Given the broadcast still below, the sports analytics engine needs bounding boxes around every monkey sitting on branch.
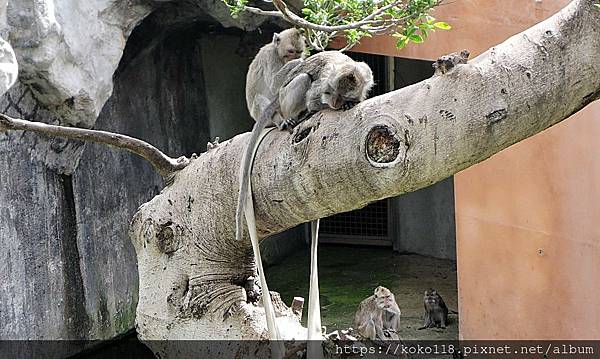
[238,38,374,358]
[354,286,402,341]
[237,27,306,359]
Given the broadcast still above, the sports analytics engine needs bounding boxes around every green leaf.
[224,0,449,51]
[396,39,409,49]
[433,21,452,30]
[409,34,424,43]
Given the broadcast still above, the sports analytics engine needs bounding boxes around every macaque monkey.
[354,286,401,340]
[418,288,449,329]
[245,28,306,126]
[237,51,373,239]
[273,50,374,128]
[432,50,470,75]
[237,28,306,242]
[239,28,305,359]
[238,48,373,359]
[237,50,374,242]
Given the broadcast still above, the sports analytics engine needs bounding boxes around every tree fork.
[130,0,599,355]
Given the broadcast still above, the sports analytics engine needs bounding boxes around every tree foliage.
[224,0,450,51]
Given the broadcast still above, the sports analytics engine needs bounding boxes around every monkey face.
[275,28,306,63]
[321,78,360,110]
[321,64,373,110]
[424,289,440,305]
[320,85,344,110]
[282,46,304,62]
[374,286,396,310]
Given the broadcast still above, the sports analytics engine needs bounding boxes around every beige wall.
[348,0,600,339]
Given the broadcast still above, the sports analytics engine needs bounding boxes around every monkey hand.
[341,101,359,111]
[278,118,298,132]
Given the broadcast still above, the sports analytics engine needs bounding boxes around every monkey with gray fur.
[238,49,373,359]
[236,50,374,242]
[354,286,401,340]
[236,28,305,243]
[273,50,374,129]
[237,30,306,358]
[432,49,470,75]
[419,288,449,329]
[246,28,306,126]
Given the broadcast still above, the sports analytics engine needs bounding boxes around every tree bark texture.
[129,0,599,355]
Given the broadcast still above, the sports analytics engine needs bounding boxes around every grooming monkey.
[354,286,401,340]
[273,50,374,129]
[237,50,374,241]
[239,29,305,359]
[418,288,449,329]
[239,47,373,358]
[266,51,374,356]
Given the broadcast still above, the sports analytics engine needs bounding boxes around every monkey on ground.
[354,286,402,340]
[418,288,449,330]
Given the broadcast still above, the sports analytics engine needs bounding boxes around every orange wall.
[340,0,570,60]
[455,102,600,340]
[438,0,600,340]
[349,0,600,339]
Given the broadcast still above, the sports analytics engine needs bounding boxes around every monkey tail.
[235,99,279,241]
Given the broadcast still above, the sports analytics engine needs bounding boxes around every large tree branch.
[245,0,600,236]
[129,0,599,353]
[0,114,189,182]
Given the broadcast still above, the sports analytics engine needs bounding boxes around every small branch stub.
[291,297,305,321]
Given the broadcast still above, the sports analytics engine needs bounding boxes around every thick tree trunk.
[129,0,599,356]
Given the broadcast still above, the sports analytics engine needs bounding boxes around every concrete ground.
[266,245,459,341]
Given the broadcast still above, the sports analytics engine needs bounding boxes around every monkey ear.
[272,33,280,44]
[358,62,373,80]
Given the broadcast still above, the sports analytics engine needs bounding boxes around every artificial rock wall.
[0,0,272,344]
